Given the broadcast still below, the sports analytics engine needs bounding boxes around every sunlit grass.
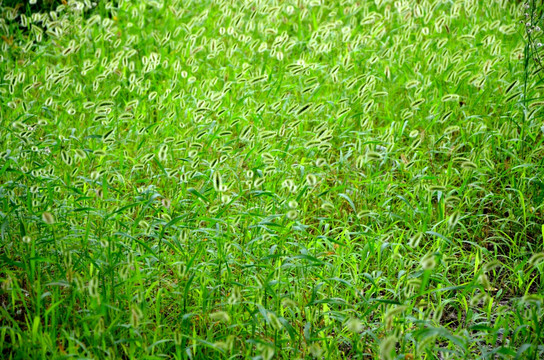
[1,0,544,358]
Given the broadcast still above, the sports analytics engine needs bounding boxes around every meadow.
[1,0,544,358]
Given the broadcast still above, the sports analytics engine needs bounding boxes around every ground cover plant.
[1,0,544,358]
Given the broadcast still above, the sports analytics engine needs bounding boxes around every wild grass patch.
[1,0,544,358]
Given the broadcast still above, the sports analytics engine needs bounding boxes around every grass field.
[1,0,544,358]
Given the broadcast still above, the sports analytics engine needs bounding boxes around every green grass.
[1,0,544,359]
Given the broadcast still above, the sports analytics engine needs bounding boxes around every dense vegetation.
[1,0,544,358]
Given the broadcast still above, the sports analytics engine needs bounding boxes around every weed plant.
[1,0,544,359]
